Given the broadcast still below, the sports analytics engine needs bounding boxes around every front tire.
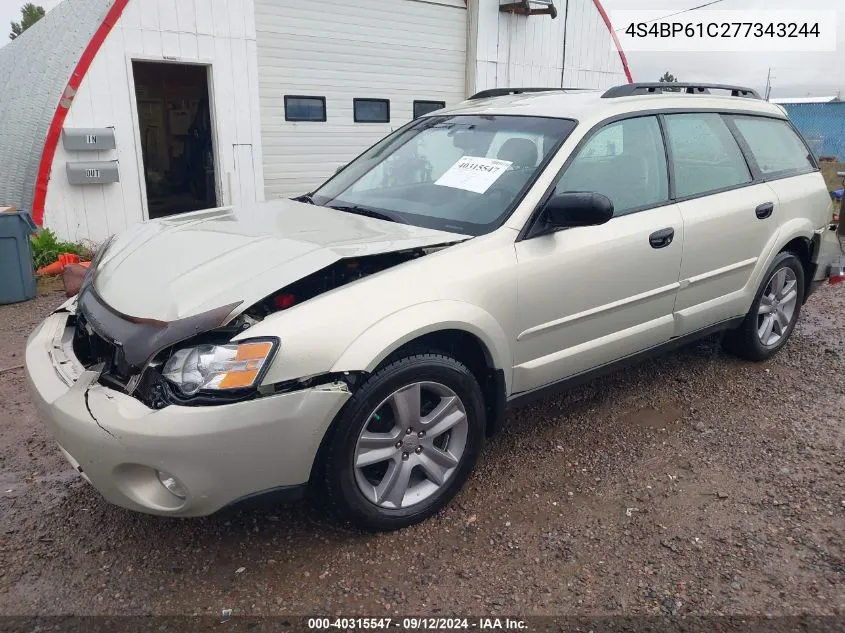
[723,251,804,361]
[319,353,485,531]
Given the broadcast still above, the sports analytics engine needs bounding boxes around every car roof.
[435,89,788,128]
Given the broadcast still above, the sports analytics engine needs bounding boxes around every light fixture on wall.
[499,0,557,19]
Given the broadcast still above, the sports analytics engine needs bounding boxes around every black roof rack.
[602,83,761,99]
[468,87,591,100]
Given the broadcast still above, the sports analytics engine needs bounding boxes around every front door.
[513,115,683,394]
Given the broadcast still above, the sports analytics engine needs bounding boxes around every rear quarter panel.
[765,171,832,231]
[742,172,830,306]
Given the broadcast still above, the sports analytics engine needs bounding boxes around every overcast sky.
[1,0,842,97]
[0,0,59,44]
[602,0,845,97]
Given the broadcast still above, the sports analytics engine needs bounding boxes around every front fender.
[331,301,514,395]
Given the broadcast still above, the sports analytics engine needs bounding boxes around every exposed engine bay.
[242,248,425,322]
[71,246,445,409]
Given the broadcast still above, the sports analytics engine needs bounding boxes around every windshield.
[311,115,577,235]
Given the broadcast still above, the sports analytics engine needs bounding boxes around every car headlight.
[162,339,277,396]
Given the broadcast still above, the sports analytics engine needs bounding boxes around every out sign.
[66,161,119,185]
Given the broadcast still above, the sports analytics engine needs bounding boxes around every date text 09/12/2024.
[307,617,528,630]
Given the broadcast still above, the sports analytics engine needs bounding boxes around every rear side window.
[557,116,669,216]
[664,113,751,198]
[730,116,815,177]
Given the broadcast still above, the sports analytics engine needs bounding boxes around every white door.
[512,115,683,394]
[254,0,467,200]
[233,144,257,207]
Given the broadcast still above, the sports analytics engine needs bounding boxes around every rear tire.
[722,251,804,361]
[319,353,485,531]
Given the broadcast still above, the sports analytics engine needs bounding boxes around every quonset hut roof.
[0,0,115,217]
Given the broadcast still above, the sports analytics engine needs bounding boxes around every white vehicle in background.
[26,83,845,531]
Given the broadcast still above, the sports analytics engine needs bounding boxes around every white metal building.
[0,0,631,242]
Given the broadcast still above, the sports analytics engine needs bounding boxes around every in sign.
[62,128,115,151]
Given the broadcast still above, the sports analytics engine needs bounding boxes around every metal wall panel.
[561,0,627,89]
[255,0,468,199]
[0,0,114,215]
[471,0,627,95]
[42,0,265,242]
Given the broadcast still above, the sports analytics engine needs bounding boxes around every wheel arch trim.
[748,221,814,296]
[330,301,513,396]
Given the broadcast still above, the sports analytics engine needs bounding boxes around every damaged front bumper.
[25,311,350,516]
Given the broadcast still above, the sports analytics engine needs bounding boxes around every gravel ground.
[0,281,843,618]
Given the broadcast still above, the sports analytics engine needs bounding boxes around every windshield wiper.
[293,193,315,204]
[328,204,403,224]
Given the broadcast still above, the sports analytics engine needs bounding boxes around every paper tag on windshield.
[434,156,512,194]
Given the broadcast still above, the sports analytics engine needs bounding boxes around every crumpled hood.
[94,199,468,321]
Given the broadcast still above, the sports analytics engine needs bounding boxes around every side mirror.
[543,191,614,229]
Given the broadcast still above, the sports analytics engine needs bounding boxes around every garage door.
[255,0,467,199]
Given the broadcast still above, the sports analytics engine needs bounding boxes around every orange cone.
[37,261,64,277]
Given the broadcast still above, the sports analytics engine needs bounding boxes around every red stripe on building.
[32,0,130,226]
[592,0,634,84]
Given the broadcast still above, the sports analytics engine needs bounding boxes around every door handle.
[756,202,774,219]
[649,227,675,249]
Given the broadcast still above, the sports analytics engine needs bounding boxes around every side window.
[556,116,668,216]
[730,116,815,177]
[413,100,446,119]
[284,96,326,122]
[578,123,624,158]
[664,113,751,198]
[354,98,390,123]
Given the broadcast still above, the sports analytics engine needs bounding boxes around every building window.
[354,98,390,123]
[413,100,446,119]
[285,96,326,122]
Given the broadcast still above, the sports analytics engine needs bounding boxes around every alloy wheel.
[353,381,468,509]
[757,266,799,346]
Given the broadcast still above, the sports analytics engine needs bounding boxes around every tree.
[9,3,45,41]
[658,71,680,92]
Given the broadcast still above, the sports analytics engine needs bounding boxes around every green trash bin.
[0,211,37,304]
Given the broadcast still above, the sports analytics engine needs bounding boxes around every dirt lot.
[0,281,843,618]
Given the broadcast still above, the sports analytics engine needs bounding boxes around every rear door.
[666,112,780,335]
[513,115,683,393]
[727,114,830,230]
